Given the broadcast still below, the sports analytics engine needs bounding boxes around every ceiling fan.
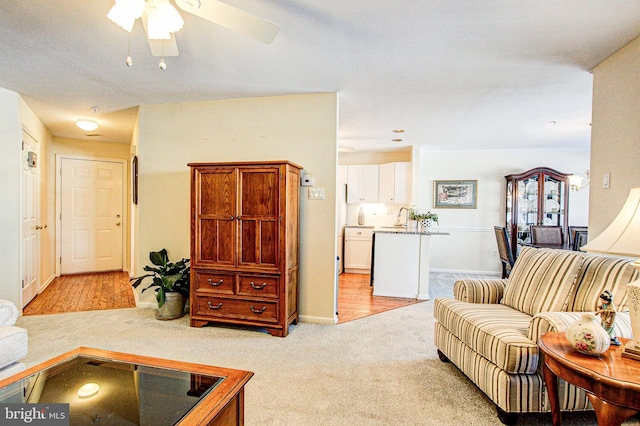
[108,0,280,60]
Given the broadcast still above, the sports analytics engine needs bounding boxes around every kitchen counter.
[371,228,449,299]
[374,226,449,235]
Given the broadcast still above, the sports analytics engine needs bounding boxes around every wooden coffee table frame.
[539,332,640,426]
[0,347,253,426]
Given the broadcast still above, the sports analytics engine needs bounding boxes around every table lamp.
[581,187,640,353]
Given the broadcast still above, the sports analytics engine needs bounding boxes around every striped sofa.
[434,246,638,425]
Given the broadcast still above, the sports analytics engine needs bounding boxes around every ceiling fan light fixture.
[76,119,98,132]
[107,0,145,32]
[146,0,184,40]
[175,0,201,10]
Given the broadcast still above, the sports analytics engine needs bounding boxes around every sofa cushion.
[501,247,584,316]
[568,254,637,312]
[434,298,538,374]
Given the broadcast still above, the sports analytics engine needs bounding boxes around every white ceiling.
[2,1,640,152]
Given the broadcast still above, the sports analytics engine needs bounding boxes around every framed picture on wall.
[434,180,477,209]
[132,156,138,205]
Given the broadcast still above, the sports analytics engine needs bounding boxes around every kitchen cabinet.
[344,226,374,273]
[188,161,301,337]
[505,167,570,258]
[378,162,411,204]
[347,165,379,203]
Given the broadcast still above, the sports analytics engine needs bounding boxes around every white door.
[21,130,40,308]
[60,158,124,274]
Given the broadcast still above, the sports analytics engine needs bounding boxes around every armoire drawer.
[193,296,279,324]
[238,275,279,298]
[194,271,235,295]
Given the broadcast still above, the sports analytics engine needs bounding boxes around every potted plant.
[409,208,439,230]
[131,248,190,320]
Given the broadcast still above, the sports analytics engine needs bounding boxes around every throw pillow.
[501,246,584,316]
[568,254,638,312]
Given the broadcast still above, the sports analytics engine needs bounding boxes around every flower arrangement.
[408,208,439,224]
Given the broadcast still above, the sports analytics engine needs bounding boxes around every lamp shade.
[582,187,640,257]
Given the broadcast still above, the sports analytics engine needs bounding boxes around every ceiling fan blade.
[141,12,180,57]
[175,0,280,44]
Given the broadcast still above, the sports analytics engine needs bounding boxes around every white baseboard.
[39,274,56,293]
[299,314,337,325]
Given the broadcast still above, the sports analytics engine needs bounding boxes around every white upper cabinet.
[347,165,379,203]
[378,162,411,204]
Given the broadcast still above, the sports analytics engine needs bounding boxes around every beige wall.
[590,36,640,237]
[135,93,338,323]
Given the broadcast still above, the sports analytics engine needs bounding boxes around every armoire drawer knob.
[208,279,224,286]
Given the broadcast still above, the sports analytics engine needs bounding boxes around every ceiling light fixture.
[76,119,99,132]
[107,0,146,32]
[392,129,405,133]
[108,0,183,69]
[392,138,403,143]
[146,0,184,40]
[568,170,590,191]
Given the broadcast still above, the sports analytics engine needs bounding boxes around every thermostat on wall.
[301,174,314,187]
[27,151,37,167]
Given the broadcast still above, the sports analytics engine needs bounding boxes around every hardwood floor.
[23,271,136,316]
[337,273,424,324]
[22,271,421,322]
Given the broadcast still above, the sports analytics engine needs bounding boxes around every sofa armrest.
[528,311,632,344]
[0,300,19,326]
[453,279,507,304]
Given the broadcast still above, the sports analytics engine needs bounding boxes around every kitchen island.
[372,227,449,299]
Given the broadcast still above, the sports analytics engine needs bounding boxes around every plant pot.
[155,292,186,320]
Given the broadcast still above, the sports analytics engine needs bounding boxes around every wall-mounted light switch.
[308,188,325,200]
[603,173,610,189]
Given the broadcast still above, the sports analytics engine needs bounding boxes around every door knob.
[116,222,121,226]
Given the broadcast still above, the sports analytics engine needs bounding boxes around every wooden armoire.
[188,161,302,337]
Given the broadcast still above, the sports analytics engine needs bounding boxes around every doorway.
[57,156,126,275]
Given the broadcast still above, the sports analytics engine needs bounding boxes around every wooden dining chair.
[569,226,588,251]
[494,226,515,278]
[572,230,588,251]
[530,225,563,245]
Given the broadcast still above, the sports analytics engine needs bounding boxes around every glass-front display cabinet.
[505,167,570,258]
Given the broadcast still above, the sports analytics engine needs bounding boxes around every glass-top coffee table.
[0,347,253,425]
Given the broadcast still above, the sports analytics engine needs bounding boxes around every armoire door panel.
[239,170,278,217]
[199,218,235,265]
[200,170,236,217]
[239,219,278,266]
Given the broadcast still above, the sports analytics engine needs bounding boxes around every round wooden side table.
[539,332,640,426]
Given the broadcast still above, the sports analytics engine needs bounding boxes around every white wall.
[0,88,53,307]
[135,93,338,324]
[417,148,590,274]
[0,88,21,305]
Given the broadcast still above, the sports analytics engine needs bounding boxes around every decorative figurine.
[596,290,621,346]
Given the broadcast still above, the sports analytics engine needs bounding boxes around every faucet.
[395,207,409,227]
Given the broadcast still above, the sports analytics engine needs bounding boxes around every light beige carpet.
[15,300,639,425]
